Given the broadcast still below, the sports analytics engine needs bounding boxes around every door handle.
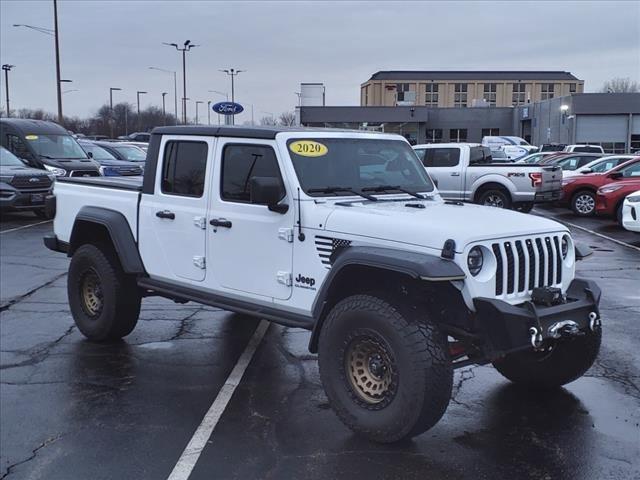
[209,218,232,228]
[156,210,175,219]
[450,172,461,176]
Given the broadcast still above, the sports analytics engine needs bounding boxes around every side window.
[6,134,34,162]
[221,144,284,203]
[621,162,640,177]
[424,148,460,167]
[161,141,208,197]
[414,149,426,162]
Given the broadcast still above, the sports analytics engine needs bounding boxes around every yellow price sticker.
[25,135,39,140]
[289,140,328,157]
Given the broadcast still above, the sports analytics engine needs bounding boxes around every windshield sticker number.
[25,135,39,140]
[289,140,328,157]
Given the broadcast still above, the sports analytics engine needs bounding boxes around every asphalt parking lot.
[1,209,639,480]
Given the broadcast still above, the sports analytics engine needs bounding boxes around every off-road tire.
[68,243,141,342]
[318,294,453,443]
[477,189,512,209]
[571,190,596,216]
[492,329,601,388]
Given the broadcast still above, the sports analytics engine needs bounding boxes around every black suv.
[0,118,100,177]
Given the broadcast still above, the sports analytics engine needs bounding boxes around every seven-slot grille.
[491,235,563,297]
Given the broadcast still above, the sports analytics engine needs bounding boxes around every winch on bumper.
[473,279,601,358]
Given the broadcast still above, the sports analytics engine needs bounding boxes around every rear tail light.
[529,172,543,187]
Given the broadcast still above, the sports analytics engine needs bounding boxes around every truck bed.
[56,176,143,191]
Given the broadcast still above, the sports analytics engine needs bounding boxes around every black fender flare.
[69,206,144,274]
[308,246,466,352]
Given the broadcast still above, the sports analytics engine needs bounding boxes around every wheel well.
[473,182,511,202]
[69,220,113,255]
[570,188,596,202]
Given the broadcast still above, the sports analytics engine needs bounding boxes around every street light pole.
[2,65,14,117]
[208,90,228,125]
[53,0,63,123]
[163,41,198,124]
[137,91,147,130]
[109,87,121,138]
[162,92,167,125]
[149,66,178,125]
[220,68,244,125]
[195,101,203,125]
[207,101,211,125]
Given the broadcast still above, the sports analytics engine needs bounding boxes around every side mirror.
[608,171,623,179]
[86,151,93,159]
[249,176,288,214]
[580,168,592,174]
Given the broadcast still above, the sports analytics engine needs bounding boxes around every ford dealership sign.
[212,102,244,115]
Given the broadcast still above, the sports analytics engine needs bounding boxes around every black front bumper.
[474,279,601,357]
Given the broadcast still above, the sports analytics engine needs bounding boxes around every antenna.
[297,187,305,242]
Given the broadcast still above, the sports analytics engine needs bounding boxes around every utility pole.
[220,68,244,125]
[163,40,198,124]
[137,91,147,130]
[162,92,167,125]
[2,65,14,117]
[109,87,121,138]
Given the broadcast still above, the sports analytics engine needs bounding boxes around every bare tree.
[260,115,277,126]
[601,77,639,93]
[278,111,296,126]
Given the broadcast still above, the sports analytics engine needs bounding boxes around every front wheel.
[477,189,512,209]
[68,243,141,342]
[492,329,601,389]
[571,190,596,216]
[318,294,453,443]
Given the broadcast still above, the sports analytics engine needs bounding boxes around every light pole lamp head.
[162,92,168,97]
[60,79,72,83]
[138,91,147,95]
[2,64,15,71]
[560,105,569,112]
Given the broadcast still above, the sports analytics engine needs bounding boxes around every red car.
[560,157,640,216]
[596,179,640,222]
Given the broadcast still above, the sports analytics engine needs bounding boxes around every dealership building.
[297,71,640,153]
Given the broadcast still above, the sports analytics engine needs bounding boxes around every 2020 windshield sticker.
[289,140,328,157]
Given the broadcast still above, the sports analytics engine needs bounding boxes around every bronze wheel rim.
[345,336,396,405]
[80,268,103,318]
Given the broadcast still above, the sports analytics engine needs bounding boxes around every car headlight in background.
[598,184,623,194]
[467,246,483,276]
[625,194,640,203]
[43,165,66,176]
[561,235,570,259]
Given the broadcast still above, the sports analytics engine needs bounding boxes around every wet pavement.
[1,209,639,480]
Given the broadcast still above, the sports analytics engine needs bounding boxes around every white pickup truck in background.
[414,143,562,212]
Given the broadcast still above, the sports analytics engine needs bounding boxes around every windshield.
[25,134,87,159]
[80,144,117,160]
[287,138,434,196]
[0,147,26,166]
[114,146,146,161]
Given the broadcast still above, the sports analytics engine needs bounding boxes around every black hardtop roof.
[150,124,370,139]
[0,118,69,135]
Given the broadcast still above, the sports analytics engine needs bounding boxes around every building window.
[161,141,208,197]
[482,128,500,137]
[631,134,640,152]
[569,83,577,93]
[483,84,497,106]
[364,86,369,105]
[541,83,555,100]
[425,84,439,106]
[449,129,468,143]
[425,129,443,143]
[512,83,526,105]
[221,144,284,203]
[594,142,627,154]
[454,83,468,107]
[396,83,410,102]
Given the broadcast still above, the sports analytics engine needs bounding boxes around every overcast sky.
[1,0,638,124]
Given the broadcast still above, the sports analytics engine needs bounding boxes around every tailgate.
[540,165,562,192]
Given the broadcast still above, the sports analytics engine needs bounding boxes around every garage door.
[576,115,628,142]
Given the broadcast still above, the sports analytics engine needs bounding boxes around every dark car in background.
[0,146,54,218]
[0,119,100,178]
[540,152,604,170]
[117,132,150,143]
[78,141,143,176]
[93,141,147,163]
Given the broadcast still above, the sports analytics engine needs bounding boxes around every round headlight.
[467,246,483,276]
[561,235,569,259]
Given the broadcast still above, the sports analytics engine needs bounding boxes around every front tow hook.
[548,320,583,339]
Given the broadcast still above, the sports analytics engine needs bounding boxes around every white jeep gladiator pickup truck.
[414,143,562,212]
[45,126,602,443]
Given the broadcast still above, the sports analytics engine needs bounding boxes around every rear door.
[138,136,213,282]
[420,147,463,199]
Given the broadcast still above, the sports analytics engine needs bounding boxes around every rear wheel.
[477,189,512,209]
[68,243,141,342]
[571,190,596,216]
[318,294,452,443]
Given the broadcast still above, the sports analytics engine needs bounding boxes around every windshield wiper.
[361,185,426,199]
[307,186,378,202]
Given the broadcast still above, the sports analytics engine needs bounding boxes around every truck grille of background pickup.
[491,235,562,296]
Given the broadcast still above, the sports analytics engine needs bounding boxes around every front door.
[420,147,464,199]
[207,139,294,300]
[139,136,212,282]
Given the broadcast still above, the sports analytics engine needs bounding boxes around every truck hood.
[0,164,49,176]
[322,198,567,252]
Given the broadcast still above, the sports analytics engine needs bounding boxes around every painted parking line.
[0,219,52,234]
[559,220,640,253]
[167,320,270,480]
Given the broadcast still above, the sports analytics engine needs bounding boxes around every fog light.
[467,246,483,276]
